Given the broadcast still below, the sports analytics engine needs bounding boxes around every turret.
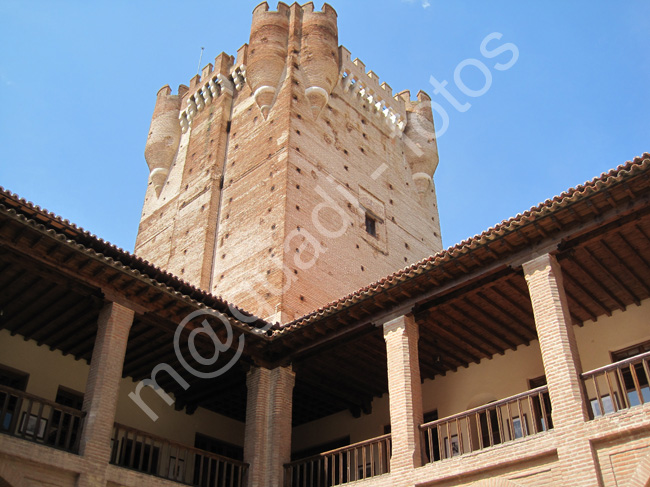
[402,90,439,197]
[246,2,290,118]
[300,3,339,118]
[144,85,184,196]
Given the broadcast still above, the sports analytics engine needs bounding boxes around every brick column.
[244,365,295,487]
[79,301,134,464]
[383,313,423,472]
[523,253,603,486]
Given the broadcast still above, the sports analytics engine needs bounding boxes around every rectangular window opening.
[365,212,377,237]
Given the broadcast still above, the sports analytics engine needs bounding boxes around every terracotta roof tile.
[0,187,271,331]
[280,153,650,332]
[2,152,649,339]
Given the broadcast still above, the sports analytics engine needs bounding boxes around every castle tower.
[135,2,443,323]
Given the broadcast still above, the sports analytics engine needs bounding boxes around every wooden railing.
[284,434,391,487]
[582,351,650,418]
[0,384,85,453]
[420,386,552,463]
[111,423,248,487]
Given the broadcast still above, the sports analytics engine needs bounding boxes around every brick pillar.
[523,253,603,486]
[383,313,423,472]
[244,365,295,487]
[79,301,134,464]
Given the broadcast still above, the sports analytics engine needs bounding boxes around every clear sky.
[1,1,648,254]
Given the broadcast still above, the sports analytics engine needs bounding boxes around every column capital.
[382,312,417,336]
[522,252,561,278]
[374,304,415,328]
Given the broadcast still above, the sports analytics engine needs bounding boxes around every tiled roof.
[0,187,270,331]
[279,152,650,332]
[2,153,648,338]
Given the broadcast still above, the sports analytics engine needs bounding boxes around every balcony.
[110,423,248,487]
[582,351,650,418]
[420,386,552,463]
[284,434,391,486]
[0,383,85,453]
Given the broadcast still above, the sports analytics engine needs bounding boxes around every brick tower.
[135,2,443,323]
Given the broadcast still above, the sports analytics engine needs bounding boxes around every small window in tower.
[365,212,377,238]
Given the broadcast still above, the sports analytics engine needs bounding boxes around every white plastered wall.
[0,329,244,448]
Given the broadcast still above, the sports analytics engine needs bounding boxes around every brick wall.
[243,366,295,487]
[383,314,423,473]
[80,302,134,464]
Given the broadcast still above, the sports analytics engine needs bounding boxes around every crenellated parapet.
[300,2,339,118]
[177,53,243,133]
[338,46,407,134]
[246,2,291,119]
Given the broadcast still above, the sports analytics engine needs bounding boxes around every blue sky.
[1,1,648,253]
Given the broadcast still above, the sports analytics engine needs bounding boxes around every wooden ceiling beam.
[465,294,532,344]
[49,317,96,352]
[507,270,584,325]
[557,265,602,317]
[475,290,535,336]
[33,299,99,345]
[448,302,513,352]
[59,325,98,356]
[0,274,41,312]
[434,309,501,356]
[580,250,640,310]
[2,282,62,332]
[293,382,357,419]
[452,301,519,350]
[297,370,373,410]
[47,313,98,351]
[67,337,97,361]
[418,335,465,371]
[3,281,55,334]
[176,370,246,405]
[600,238,650,296]
[303,356,386,397]
[420,329,480,366]
[620,230,650,273]
[575,249,631,309]
[486,283,534,323]
[123,340,175,375]
[21,293,86,341]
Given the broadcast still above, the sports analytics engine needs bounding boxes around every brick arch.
[0,463,25,487]
[470,479,524,487]
[627,449,650,487]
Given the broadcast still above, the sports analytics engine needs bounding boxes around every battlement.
[176,53,247,133]
[399,89,432,112]
[338,46,408,134]
[252,1,336,16]
[252,1,290,16]
[301,2,337,16]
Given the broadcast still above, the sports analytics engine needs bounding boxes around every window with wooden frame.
[0,364,29,433]
[55,386,84,410]
[0,364,29,391]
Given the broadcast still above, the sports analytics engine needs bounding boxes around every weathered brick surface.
[4,5,650,487]
[80,301,134,466]
[523,253,603,486]
[134,3,443,322]
[243,366,295,487]
[383,314,423,473]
